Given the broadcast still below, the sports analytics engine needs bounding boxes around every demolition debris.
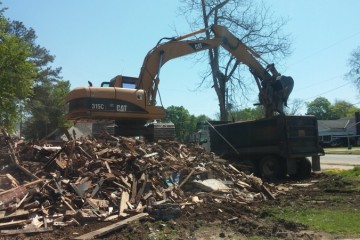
[0,131,283,238]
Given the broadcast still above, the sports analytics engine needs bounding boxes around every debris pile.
[0,133,278,238]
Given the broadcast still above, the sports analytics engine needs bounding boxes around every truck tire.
[259,156,284,180]
[289,158,311,179]
[295,158,312,179]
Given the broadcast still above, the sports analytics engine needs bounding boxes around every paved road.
[320,154,360,170]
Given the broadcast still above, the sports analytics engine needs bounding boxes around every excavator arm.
[136,24,293,117]
[137,37,221,105]
[211,25,273,82]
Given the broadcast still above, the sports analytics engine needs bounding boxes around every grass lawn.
[271,207,360,235]
[265,167,360,237]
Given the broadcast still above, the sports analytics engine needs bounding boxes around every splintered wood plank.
[130,174,137,204]
[119,176,131,189]
[135,173,148,205]
[0,185,28,206]
[228,164,241,174]
[0,227,53,236]
[5,174,19,187]
[179,169,195,188]
[119,191,129,217]
[0,219,28,229]
[261,185,276,200]
[74,213,148,240]
[0,209,29,220]
[95,147,109,156]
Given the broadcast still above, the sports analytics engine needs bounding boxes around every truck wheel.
[295,158,312,179]
[260,156,283,180]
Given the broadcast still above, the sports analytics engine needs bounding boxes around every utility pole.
[17,103,23,139]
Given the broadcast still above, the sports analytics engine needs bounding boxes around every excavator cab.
[100,75,138,88]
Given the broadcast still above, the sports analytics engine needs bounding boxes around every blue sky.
[2,0,360,119]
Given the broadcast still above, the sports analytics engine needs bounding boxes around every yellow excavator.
[64,25,293,139]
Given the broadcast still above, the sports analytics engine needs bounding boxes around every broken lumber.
[0,219,29,229]
[179,169,195,189]
[119,191,129,217]
[2,134,40,181]
[0,227,53,236]
[0,179,43,197]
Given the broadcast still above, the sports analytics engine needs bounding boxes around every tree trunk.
[219,75,227,121]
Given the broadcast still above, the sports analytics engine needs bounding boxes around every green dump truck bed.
[200,115,324,179]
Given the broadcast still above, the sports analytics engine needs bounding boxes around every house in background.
[317,113,360,147]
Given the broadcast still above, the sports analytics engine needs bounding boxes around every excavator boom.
[136,24,291,116]
[137,38,221,105]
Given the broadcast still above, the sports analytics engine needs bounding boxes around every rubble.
[0,131,283,237]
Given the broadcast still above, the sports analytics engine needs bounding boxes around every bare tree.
[179,0,291,120]
[347,46,360,91]
[285,98,304,115]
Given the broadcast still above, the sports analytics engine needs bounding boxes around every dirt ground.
[4,172,358,240]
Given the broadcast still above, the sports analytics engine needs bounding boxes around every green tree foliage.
[0,10,37,131]
[164,106,191,141]
[331,100,359,119]
[163,106,210,142]
[228,106,264,121]
[347,46,360,92]
[6,20,62,84]
[306,97,332,120]
[22,80,70,139]
[306,97,360,120]
[1,5,70,139]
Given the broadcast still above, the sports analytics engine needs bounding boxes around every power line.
[303,82,351,101]
[296,75,343,91]
[349,101,360,107]
[288,30,360,67]
[286,30,360,98]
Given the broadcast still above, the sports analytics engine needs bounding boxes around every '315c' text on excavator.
[64,25,294,140]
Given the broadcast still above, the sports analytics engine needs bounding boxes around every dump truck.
[196,115,324,179]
